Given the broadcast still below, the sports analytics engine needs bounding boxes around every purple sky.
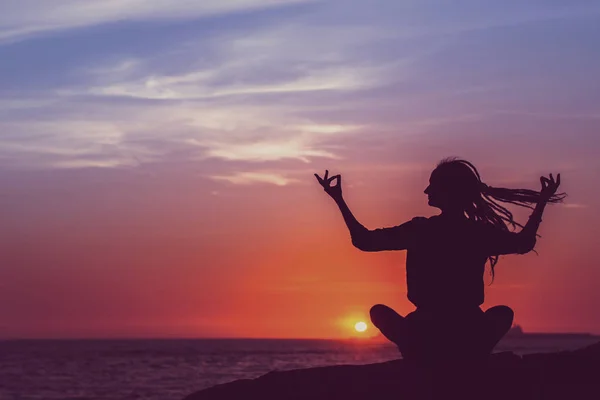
[1,0,600,338]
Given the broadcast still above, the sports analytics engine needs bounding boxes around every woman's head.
[425,159,482,212]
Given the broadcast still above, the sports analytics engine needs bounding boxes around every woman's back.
[405,215,489,310]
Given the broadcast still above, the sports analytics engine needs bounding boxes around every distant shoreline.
[504,332,599,339]
[504,325,599,339]
[1,334,598,341]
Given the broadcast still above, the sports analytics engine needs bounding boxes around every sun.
[354,321,368,333]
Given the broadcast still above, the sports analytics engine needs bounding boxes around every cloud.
[84,65,375,100]
[190,123,357,163]
[0,0,316,43]
[52,158,137,169]
[72,19,396,101]
[199,138,339,163]
[0,118,161,169]
[561,203,588,209]
[210,171,298,186]
[1,9,398,169]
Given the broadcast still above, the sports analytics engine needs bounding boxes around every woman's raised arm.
[484,173,561,256]
[315,170,420,251]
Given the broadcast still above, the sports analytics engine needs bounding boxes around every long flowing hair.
[435,158,566,282]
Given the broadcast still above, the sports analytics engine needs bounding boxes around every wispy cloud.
[83,64,377,100]
[562,203,589,209]
[199,137,339,163]
[0,0,316,43]
[52,158,138,169]
[210,171,298,186]
[1,10,399,169]
[74,21,394,101]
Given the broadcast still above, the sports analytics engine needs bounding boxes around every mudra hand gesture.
[315,170,342,200]
[539,173,561,202]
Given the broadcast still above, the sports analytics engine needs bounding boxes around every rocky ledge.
[184,342,600,400]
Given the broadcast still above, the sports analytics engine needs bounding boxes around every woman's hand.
[315,170,343,200]
[539,173,561,202]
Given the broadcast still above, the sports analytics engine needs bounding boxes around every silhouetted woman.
[315,158,565,363]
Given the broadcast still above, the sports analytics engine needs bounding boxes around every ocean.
[1,336,598,400]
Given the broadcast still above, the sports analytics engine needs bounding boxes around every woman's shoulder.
[406,216,432,231]
[467,218,491,230]
[468,219,511,237]
[391,216,429,230]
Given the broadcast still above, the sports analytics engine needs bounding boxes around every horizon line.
[0,335,386,341]
[1,332,598,341]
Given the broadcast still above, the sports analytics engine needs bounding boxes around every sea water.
[1,336,597,400]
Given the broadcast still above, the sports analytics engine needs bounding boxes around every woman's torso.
[405,215,490,310]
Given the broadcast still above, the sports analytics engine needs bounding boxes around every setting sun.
[354,321,368,332]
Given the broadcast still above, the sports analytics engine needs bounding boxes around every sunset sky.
[2,0,600,339]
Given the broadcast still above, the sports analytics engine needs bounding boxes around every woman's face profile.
[424,169,448,209]
[424,166,470,210]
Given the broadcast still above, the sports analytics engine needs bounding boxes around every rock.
[183,342,600,400]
